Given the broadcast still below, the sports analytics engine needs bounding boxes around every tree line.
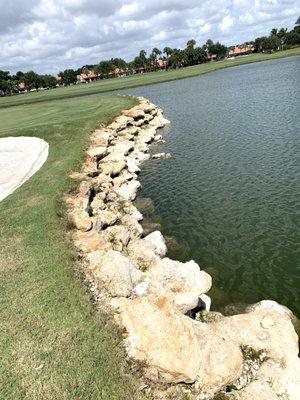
[1,18,299,96]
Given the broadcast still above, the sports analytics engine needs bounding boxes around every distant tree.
[168,48,187,68]
[23,71,42,90]
[185,39,197,65]
[14,71,25,82]
[150,48,162,69]
[163,47,173,69]
[206,41,227,59]
[267,35,281,51]
[133,56,143,70]
[203,39,214,53]
[95,61,114,77]
[58,69,77,85]
[194,47,208,64]
[270,28,278,36]
[254,36,269,52]
[285,31,300,46]
[41,74,57,88]
[110,58,127,70]
[139,49,147,61]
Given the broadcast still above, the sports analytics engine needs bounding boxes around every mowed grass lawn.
[0,95,139,399]
[1,47,299,109]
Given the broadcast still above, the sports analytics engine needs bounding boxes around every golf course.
[0,48,299,399]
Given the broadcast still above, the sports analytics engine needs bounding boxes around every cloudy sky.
[1,0,299,74]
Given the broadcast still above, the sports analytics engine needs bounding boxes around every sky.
[1,0,299,75]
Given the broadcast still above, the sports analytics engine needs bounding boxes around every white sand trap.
[0,136,49,202]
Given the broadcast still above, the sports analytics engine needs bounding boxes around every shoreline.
[1,48,300,109]
[67,97,300,399]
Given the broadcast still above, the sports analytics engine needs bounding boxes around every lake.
[119,56,300,316]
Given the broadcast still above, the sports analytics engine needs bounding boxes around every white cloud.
[219,15,234,30]
[0,0,299,74]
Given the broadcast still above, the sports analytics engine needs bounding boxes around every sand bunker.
[0,136,49,202]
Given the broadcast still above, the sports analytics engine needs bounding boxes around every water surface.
[119,56,300,315]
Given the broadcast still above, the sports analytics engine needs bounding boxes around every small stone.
[152,152,172,160]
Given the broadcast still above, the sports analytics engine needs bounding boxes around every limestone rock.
[152,152,172,159]
[90,195,106,213]
[127,159,140,174]
[115,180,141,201]
[112,175,127,188]
[73,230,112,252]
[109,115,134,131]
[114,293,243,392]
[103,225,131,250]
[127,239,160,271]
[216,304,300,400]
[78,180,92,196]
[138,127,156,144]
[122,107,145,120]
[87,250,139,297]
[143,113,154,123]
[148,258,212,313]
[100,160,126,176]
[148,114,170,128]
[70,210,92,232]
[121,214,143,238]
[90,129,113,146]
[87,146,107,160]
[93,210,118,231]
[144,231,167,257]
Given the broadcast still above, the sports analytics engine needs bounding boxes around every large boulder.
[70,210,92,232]
[73,230,113,253]
[115,180,141,201]
[114,293,243,393]
[127,239,160,271]
[122,107,145,120]
[215,302,300,400]
[87,146,108,161]
[93,210,118,231]
[87,250,141,297]
[100,160,126,176]
[137,127,156,144]
[109,115,134,131]
[148,258,212,313]
[144,231,167,257]
[121,214,143,238]
[148,113,170,128]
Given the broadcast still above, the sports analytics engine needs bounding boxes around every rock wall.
[67,97,300,400]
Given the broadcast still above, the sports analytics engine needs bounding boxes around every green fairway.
[1,47,299,109]
[0,95,139,399]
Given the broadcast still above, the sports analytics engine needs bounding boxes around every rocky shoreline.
[67,97,299,400]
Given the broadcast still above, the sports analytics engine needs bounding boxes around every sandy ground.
[0,136,49,202]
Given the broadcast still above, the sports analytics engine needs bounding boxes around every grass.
[0,95,139,399]
[1,47,299,109]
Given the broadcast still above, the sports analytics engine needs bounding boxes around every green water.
[121,56,300,316]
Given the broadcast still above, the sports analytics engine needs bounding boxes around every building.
[207,53,217,61]
[156,59,167,69]
[77,70,99,82]
[18,82,26,91]
[227,45,254,57]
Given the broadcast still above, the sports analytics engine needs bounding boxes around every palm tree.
[163,47,173,68]
[270,28,278,36]
[150,48,162,70]
[138,50,148,71]
[186,39,197,66]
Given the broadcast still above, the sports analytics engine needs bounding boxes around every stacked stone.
[66,97,300,400]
